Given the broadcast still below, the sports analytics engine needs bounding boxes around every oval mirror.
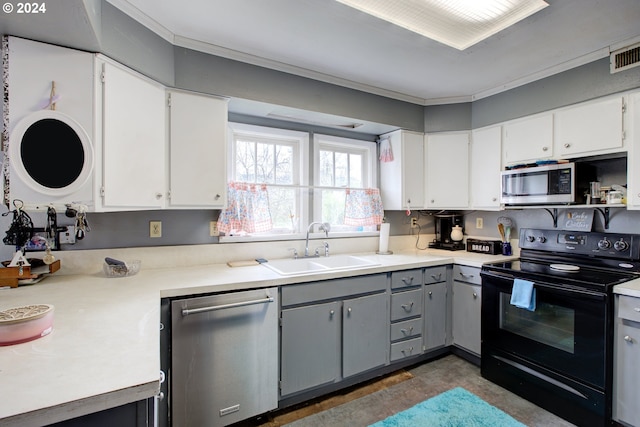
[10,110,94,196]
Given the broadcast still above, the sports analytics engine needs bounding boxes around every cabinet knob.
[430,199,435,203]
[624,335,634,343]
[542,146,548,152]
[214,194,221,200]
[347,307,352,314]
[564,143,571,149]
[428,291,433,297]
[473,292,478,299]
[407,198,411,204]
[401,302,414,312]
[329,310,335,317]
[155,192,163,199]
[492,197,497,202]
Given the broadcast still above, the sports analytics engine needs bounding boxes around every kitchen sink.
[262,255,380,276]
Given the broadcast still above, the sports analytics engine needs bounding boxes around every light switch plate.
[150,221,162,238]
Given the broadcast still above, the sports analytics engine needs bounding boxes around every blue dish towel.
[510,279,536,311]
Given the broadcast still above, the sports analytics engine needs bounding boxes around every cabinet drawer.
[453,265,481,285]
[391,289,423,321]
[390,318,423,342]
[391,268,422,289]
[618,295,640,323]
[282,273,387,307]
[424,266,447,284]
[390,337,422,361]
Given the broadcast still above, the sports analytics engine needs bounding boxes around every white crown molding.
[472,47,610,101]
[173,36,428,106]
[106,0,175,43]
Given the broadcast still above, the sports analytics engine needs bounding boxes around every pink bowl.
[0,304,54,346]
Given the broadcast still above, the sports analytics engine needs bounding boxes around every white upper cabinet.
[97,59,166,210]
[470,125,502,210]
[379,130,425,210]
[425,132,470,209]
[167,90,228,209]
[503,113,553,165]
[627,91,640,210]
[555,96,624,158]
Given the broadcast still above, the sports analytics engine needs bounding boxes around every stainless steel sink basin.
[262,255,380,276]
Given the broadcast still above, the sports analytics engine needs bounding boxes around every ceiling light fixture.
[336,0,549,50]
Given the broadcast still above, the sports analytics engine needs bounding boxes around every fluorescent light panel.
[336,0,549,50]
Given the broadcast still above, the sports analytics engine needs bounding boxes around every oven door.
[481,270,610,389]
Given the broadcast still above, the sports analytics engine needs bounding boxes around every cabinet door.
[168,91,228,208]
[452,281,482,355]
[555,97,623,157]
[426,132,469,209]
[424,282,447,351]
[503,114,553,165]
[101,61,166,209]
[343,293,388,378]
[470,126,502,210]
[627,92,640,209]
[379,130,425,210]
[615,322,640,426]
[280,301,340,396]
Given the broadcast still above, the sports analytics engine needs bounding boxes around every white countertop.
[614,277,640,298]
[0,247,515,426]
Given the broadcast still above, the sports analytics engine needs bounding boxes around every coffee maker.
[428,213,465,251]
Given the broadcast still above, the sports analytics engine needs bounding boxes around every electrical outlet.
[476,218,484,229]
[209,221,219,237]
[150,221,162,238]
[411,217,418,228]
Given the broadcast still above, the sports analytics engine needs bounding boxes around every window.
[222,123,377,240]
[314,134,377,232]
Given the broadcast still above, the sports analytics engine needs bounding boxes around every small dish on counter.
[0,304,54,346]
[103,259,141,277]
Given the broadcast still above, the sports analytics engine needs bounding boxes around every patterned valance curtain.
[217,182,272,235]
[343,188,384,226]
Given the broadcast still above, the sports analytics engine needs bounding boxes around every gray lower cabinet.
[452,265,482,356]
[424,281,447,350]
[614,294,640,426]
[280,274,388,397]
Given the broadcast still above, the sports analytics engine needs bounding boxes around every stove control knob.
[537,236,547,243]
[598,238,611,250]
[527,235,535,242]
[614,239,629,252]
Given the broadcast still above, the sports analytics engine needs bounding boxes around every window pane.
[319,150,334,186]
[235,140,255,182]
[320,189,346,226]
[268,187,298,232]
[256,142,274,183]
[275,145,293,185]
[349,153,363,188]
[335,152,348,187]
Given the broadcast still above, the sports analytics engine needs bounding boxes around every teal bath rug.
[369,387,526,427]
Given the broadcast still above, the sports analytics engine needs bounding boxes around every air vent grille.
[610,43,640,73]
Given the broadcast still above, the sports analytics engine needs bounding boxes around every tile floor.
[258,354,576,426]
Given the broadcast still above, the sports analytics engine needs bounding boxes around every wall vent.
[610,43,640,73]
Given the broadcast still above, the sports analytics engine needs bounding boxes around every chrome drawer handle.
[634,307,640,312]
[401,302,414,312]
[401,347,414,355]
[459,272,474,279]
[473,292,478,299]
[401,276,414,285]
[624,335,634,343]
[430,273,442,281]
[401,327,414,335]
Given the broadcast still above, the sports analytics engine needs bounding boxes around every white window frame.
[313,134,378,233]
[222,122,309,242]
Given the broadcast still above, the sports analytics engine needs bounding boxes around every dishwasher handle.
[181,294,274,316]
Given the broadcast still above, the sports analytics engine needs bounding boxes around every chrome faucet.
[305,222,330,257]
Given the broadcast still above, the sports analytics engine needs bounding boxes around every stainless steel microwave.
[501,163,579,205]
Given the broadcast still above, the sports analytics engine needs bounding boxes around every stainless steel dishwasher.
[169,287,278,427]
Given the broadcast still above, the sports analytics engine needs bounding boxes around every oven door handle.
[481,270,606,300]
